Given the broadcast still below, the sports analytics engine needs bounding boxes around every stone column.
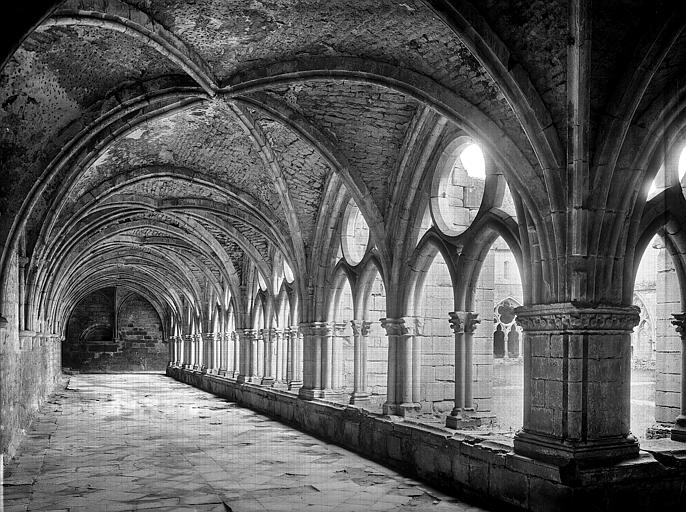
[193,333,203,370]
[382,317,420,416]
[299,322,327,399]
[670,314,686,441]
[288,325,303,390]
[182,335,192,368]
[255,329,264,378]
[232,331,240,378]
[350,319,371,404]
[273,329,287,386]
[513,303,640,465]
[262,328,276,386]
[237,329,258,383]
[201,333,215,374]
[446,311,480,428]
[331,322,347,392]
[320,322,335,395]
[218,331,228,376]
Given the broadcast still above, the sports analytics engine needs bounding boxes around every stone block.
[489,466,528,509]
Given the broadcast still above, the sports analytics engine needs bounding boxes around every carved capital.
[381,317,422,336]
[515,303,640,332]
[299,321,331,337]
[448,312,480,334]
[671,313,686,339]
[350,319,372,336]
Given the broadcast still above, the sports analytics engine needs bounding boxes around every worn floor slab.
[2,373,489,512]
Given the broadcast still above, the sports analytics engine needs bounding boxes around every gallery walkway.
[2,374,488,512]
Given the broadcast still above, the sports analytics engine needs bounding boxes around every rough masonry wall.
[0,251,61,459]
[419,252,455,413]
[655,246,682,423]
[473,250,496,413]
[62,288,167,372]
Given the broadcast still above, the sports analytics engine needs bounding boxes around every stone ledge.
[168,367,686,512]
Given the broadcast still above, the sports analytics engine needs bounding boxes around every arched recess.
[328,264,355,393]
[357,257,389,400]
[406,237,456,415]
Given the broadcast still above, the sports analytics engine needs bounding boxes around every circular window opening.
[341,200,370,266]
[431,139,487,237]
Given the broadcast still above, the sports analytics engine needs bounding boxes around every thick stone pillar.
[513,303,640,465]
[262,328,276,386]
[446,311,480,428]
[201,333,215,374]
[182,335,192,368]
[670,314,686,441]
[288,325,303,390]
[382,317,421,416]
[299,322,327,399]
[237,329,258,383]
[350,319,371,404]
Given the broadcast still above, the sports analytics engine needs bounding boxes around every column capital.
[299,321,332,337]
[515,303,640,332]
[448,312,480,334]
[350,319,371,336]
[381,317,422,336]
[671,313,686,338]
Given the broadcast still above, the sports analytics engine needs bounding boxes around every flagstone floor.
[2,373,489,512]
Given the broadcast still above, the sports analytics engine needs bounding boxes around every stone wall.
[418,252,454,412]
[168,367,686,512]
[62,288,167,372]
[0,251,62,459]
[655,246,682,423]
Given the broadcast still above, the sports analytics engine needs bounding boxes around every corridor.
[2,374,486,512]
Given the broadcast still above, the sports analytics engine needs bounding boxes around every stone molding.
[448,312,480,334]
[515,303,640,332]
[350,319,371,336]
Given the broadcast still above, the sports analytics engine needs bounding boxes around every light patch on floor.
[2,374,488,512]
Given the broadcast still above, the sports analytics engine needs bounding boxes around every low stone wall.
[167,367,686,512]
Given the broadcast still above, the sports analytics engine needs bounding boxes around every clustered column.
[513,303,640,464]
[288,325,303,390]
[299,322,328,399]
[670,314,686,441]
[382,317,421,415]
[446,311,480,428]
[350,319,371,404]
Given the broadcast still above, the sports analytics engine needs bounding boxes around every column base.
[261,377,275,386]
[446,409,482,429]
[320,388,347,400]
[382,402,421,416]
[298,387,324,400]
[272,380,289,390]
[513,429,639,466]
[288,380,303,391]
[671,415,686,442]
[236,374,259,384]
[349,392,370,405]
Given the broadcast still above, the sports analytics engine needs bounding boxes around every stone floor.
[2,373,489,512]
